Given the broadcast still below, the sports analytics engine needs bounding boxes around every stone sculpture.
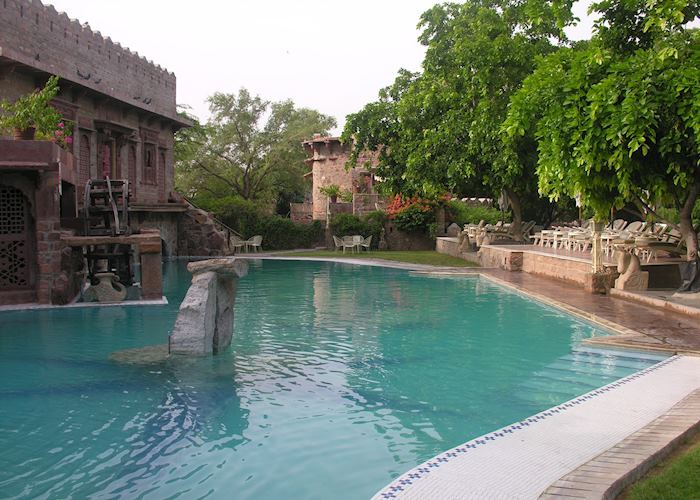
[83,272,127,302]
[169,258,248,356]
[458,230,471,253]
[614,252,649,291]
[378,228,388,251]
[446,223,461,237]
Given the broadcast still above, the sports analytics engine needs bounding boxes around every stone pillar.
[139,239,163,300]
[436,207,446,236]
[170,258,248,356]
[591,220,605,273]
[214,274,236,353]
[35,171,62,304]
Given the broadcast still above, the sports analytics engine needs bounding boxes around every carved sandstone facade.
[0,0,218,305]
[301,135,379,222]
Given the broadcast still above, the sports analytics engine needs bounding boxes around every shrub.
[329,212,383,248]
[446,200,505,226]
[393,203,436,233]
[254,218,324,250]
[364,210,388,227]
[385,195,436,233]
[0,75,63,136]
[212,197,323,250]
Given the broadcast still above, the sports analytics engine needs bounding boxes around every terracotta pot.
[13,127,36,140]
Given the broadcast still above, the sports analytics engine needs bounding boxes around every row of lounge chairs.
[333,235,372,253]
[462,218,685,262]
[463,220,537,245]
[530,219,685,261]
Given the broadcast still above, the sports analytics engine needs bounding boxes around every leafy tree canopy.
[176,89,335,208]
[342,0,576,228]
[505,0,700,257]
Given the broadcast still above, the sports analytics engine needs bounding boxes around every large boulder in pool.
[170,258,248,356]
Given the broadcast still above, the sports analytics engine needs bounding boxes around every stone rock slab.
[187,258,249,278]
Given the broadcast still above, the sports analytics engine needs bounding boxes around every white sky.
[46,0,595,134]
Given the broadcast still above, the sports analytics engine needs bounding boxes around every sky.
[47,0,595,134]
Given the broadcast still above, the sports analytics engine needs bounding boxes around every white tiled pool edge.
[373,355,700,499]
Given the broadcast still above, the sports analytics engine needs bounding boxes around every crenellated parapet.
[0,0,179,122]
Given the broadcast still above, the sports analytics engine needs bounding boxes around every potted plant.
[319,184,342,203]
[339,189,354,203]
[0,75,62,140]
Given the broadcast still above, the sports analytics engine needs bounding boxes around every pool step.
[516,347,667,405]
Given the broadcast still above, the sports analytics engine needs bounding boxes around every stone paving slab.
[373,356,700,500]
[541,388,700,500]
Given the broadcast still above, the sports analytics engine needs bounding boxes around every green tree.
[343,0,575,235]
[505,0,700,259]
[176,89,335,206]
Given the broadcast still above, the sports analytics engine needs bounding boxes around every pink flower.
[55,129,63,136]
[65,136,73,144]
[58,122,65,129]
[50,137,57,143]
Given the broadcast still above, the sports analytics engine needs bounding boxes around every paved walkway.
[374,355,700,499]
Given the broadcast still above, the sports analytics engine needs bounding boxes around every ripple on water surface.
[0,260,665,499]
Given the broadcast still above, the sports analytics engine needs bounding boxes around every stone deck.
[436,238,683,289]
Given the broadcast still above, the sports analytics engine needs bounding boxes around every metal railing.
[181,196,244,251]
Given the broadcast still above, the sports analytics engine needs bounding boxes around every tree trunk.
[505,187,523,242]
[676,184,700,293]
[679,184,699,261]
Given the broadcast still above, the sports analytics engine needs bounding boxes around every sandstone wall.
[303,138,378,221]
[0,0,177,120]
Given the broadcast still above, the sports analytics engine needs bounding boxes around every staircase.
[178,198,244,256]
[515,346,666,408]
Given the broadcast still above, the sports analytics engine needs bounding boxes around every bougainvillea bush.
[386,194,436,233]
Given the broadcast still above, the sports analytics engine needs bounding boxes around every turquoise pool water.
[0,259,665,499]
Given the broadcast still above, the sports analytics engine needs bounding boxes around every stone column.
[139,239,163,300]
[170,258,248,356]
[591,220,604,273]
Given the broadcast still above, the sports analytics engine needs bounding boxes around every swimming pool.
[0,259,665,499]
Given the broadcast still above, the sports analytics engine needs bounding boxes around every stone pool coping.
[0,295,168,312]
[540,388,700,499]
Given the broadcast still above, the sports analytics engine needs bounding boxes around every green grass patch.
[282,250,477,267]
[623,432,700,500]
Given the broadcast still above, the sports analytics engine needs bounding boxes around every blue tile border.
[374,355,680,499]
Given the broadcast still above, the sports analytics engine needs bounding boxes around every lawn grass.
[282,250,477,268]
[621,431,700,500]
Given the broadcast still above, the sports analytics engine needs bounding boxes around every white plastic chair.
[245,235,263,252]
[230,235,245,254]
[360,235,372,252]
[341,236,356,253]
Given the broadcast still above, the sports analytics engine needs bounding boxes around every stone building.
[0,0,228,305]
[300,135,379,222]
